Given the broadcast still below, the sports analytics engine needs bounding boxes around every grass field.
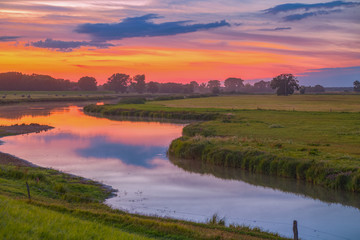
[84,95,360,192]
[158,95,360,112]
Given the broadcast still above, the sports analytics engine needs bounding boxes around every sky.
[0,0,359,86]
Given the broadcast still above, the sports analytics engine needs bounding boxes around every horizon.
[1,0,359,87]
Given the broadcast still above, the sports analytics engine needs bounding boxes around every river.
[0,102,359,240]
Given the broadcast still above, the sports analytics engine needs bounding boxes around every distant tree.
[208,80,221,94]
[78,76,97,91]
[270,74,299,96]
[183,83,194,94]
[147,81,159,94]
[198,83,208,93]
[353,80,360,92]
[254,80,270,90]
[224,77,244,92]
[132,74,146,93]
[299,86,306,94]
[105,73,130,93]
[190,81,199,92]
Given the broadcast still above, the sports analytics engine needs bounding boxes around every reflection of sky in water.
[0,102,360,240]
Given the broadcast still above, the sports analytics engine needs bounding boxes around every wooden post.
[26,181,31,201]
[293,220,298,240]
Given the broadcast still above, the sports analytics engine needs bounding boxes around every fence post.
[26,181,31,201]
[293,220,298,240]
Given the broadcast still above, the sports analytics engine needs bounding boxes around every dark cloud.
[27,38,114,52]
[258,27,291,31]
[0,36,21,42]
[75,14,230,41]
[263,1,359,14]
[283,9,341,21]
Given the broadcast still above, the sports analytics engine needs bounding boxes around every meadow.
[84,94,360,192]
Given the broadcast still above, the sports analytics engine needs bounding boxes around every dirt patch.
[0,152,37,167]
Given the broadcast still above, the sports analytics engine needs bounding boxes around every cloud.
[75,14,230,41]
[0,36,21,42]
[27,38,114,52]
[258,27,291,31]
[283,9,341,21]
[263,1,359,14]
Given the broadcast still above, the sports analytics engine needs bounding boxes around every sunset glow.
[1,0,359,86]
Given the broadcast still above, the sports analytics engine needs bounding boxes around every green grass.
[0,195,153,240]
[158,95,360,112]
[0,91,119,104]
[84,95,360,192]
[0,163,284,240]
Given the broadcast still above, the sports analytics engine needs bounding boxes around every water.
[0,102,359,240]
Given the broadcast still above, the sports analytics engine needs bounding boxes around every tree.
[354,80,360,92]
[132,74,146,93]
[270,74,299,96]
[208,80,221,94]
[224,77,244,92]
[254,80,270,90]
[106,73,130,93]
[147,81,159,94]
[299,86,306,94]
[78,76,97,91]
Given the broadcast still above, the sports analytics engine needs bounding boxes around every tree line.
[2,71,354,95]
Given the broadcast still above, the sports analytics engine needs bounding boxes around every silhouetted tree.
[208,80,221,94]
[183,84,194,94]
[0,72,72,91]
[224,77,244,92]
[132,74,146,93]
[299,86,306,94]
[106,73,130,93]
[254,80,271,90]
[190,81,199,92]
[147,81,159,94]
[78,76,97,91]
[270,74,299,96]
[353,80,360,92]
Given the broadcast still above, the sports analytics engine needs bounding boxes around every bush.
[118,97,146,104]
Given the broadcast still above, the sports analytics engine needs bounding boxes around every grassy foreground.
[84,95,360,192]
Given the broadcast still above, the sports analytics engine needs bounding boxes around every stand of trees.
[354,80,360,92]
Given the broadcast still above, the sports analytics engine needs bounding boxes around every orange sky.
[1,0,359,86]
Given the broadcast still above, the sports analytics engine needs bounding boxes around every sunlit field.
[157,95,360,112]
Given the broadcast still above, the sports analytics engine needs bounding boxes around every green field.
[0,91,119,104]
[158,95,360,112]
[84,95,360,192]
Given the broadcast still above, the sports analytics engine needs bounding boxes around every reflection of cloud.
[75,14,230,41]
[27,38,114,52]
[76,136,166,168]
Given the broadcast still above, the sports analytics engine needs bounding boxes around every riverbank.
[84,95,360,192]
[0,124,286,239]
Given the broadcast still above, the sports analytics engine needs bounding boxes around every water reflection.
[170,157,360,210]
[0,102,359,240]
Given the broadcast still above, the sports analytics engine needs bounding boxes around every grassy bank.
[0,91,119,105]
[84,95,360,192]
